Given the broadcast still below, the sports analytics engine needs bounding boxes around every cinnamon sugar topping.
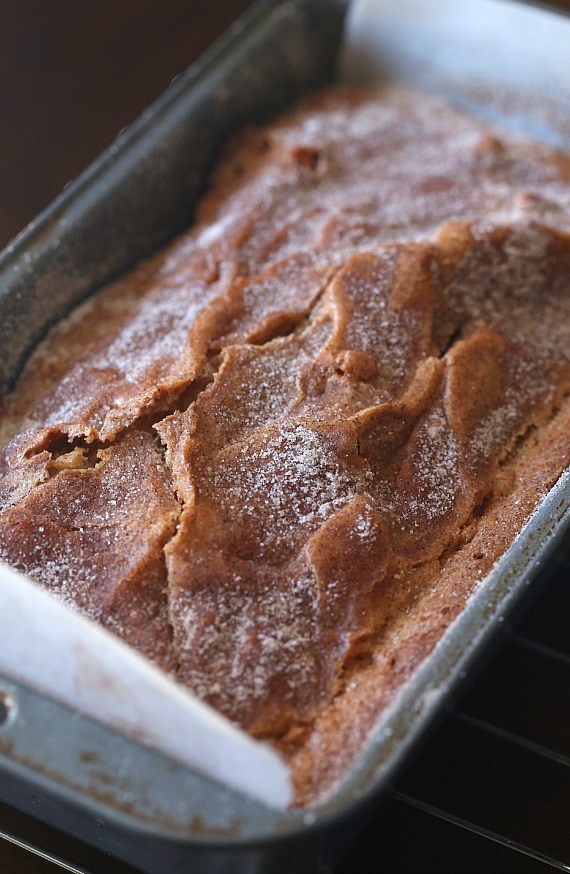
[1,85,570,805]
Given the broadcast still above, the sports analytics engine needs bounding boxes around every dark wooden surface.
[1,1,569,872]
[0,0,253,249]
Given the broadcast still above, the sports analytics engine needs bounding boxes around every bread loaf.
[1,86,569,804]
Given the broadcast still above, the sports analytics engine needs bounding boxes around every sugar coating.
[1,85,570,805]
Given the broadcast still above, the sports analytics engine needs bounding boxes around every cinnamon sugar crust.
[1,85,570,805]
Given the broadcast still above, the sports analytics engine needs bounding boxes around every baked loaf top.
[1,86,570,805]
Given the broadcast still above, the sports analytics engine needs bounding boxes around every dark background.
[0,0,253,249]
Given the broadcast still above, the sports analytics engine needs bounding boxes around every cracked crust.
[1,85,570,805]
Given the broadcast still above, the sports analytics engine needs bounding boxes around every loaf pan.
[0,1,569,872]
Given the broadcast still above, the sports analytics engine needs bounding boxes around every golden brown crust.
[1,85,570,804]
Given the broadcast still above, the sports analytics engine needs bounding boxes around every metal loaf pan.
[0,1,569,871]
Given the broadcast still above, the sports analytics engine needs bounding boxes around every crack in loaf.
[1,85,570,806]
